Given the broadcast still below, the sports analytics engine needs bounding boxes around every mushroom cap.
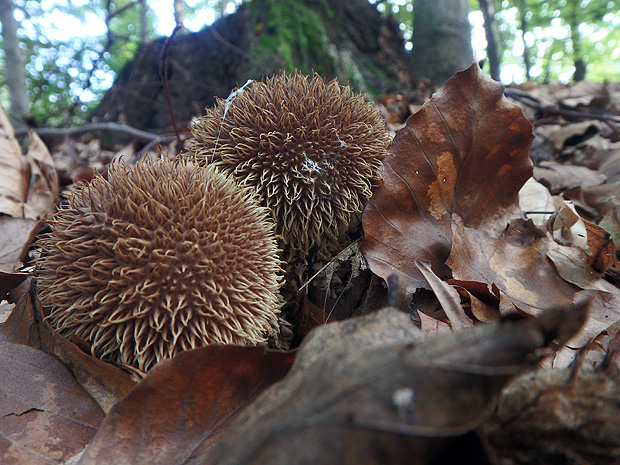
[36,158,282,371]
[185,72,390,263]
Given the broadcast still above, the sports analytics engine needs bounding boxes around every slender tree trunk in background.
[516,0,532,80]
[478,0,501,81]
[174,0,186,27]
[567,2,586,81]
[0,0,29,126]
[140,0,148,43]
[216,0,227,17]
[409,0,474,85]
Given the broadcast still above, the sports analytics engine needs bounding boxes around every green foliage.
[1,0,619,128]
[379,0,620,83]
[373,0,414,49]
[256,0,331,74]
[2,0,155,126]
[495,0,620,82]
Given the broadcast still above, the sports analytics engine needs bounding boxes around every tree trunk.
[95,0,413,132]
[140,0,148,43]
[409,0,474,85]
[0,0,29,126]
[174,0,186,27]
[516,0,532,81]
[567,2,586,82]
[478,0,501,81]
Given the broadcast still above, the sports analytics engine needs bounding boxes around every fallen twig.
[15,122,174,142]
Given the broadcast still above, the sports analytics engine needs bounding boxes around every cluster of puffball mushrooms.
[35,72,391,371]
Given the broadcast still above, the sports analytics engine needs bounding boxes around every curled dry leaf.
[362,63,534,298]
[447,216,578,314]
[78,345,295,465]
[206,305,586,465]
[415,260,473,330]
[0,105,28,218]
[0,106,58,220]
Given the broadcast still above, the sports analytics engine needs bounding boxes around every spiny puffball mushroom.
[36,157,283,371]
[185,72,390,264]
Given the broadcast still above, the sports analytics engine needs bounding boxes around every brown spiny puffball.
[185,72,390,264]
[36,157,282,371]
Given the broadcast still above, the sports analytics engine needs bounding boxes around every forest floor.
[1,67,619,464]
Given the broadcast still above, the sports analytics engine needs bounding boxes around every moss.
[243,0,400,97]
[253,0,333,75]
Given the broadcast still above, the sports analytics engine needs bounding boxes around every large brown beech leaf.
[0,341,104,465]
[205,305,585,465]
[1,289,136,413]
[78,345,295,465]
[362,63,534,297]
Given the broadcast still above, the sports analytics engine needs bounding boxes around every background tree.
[0,0,29,126]
[409,0,474,84]
[1,0,619,130]
[477,0,501,81]
[95,0,412,131]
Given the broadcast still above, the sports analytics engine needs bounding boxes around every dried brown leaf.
[78,345,295,465]
[206,305,586,465]
[0,107,58,220]
[534,161,607,193]
[415,260,473,330]
[23,130,59,220]
[0,340,104,464]
[447,216,578,315]
[0,106,29,217]
[362,63,533,298]
[1,291,136,413]
[0,217,39,272]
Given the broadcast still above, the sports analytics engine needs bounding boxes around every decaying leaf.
[362,62,534,299]
[447,216,579,314]
[534,161,607,193]
[1,290,136,413]
[0,340,104,465]
[206,305,586,465]
[0,106,29,218]
[482,360,620,464]
[77,345,295,465]
[0,105,58,220]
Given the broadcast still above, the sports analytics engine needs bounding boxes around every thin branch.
[15,122,175,142]
[504,88,620,126]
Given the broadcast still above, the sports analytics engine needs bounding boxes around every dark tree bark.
[0,0,29,126]
[478,0,501,81]
[567,1,586,81]
[409,0,474,85]
[95,0,412,132]
[516,0,532,81]
[140,0,148,43]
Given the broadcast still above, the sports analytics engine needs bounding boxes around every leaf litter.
[0,64,620,463]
